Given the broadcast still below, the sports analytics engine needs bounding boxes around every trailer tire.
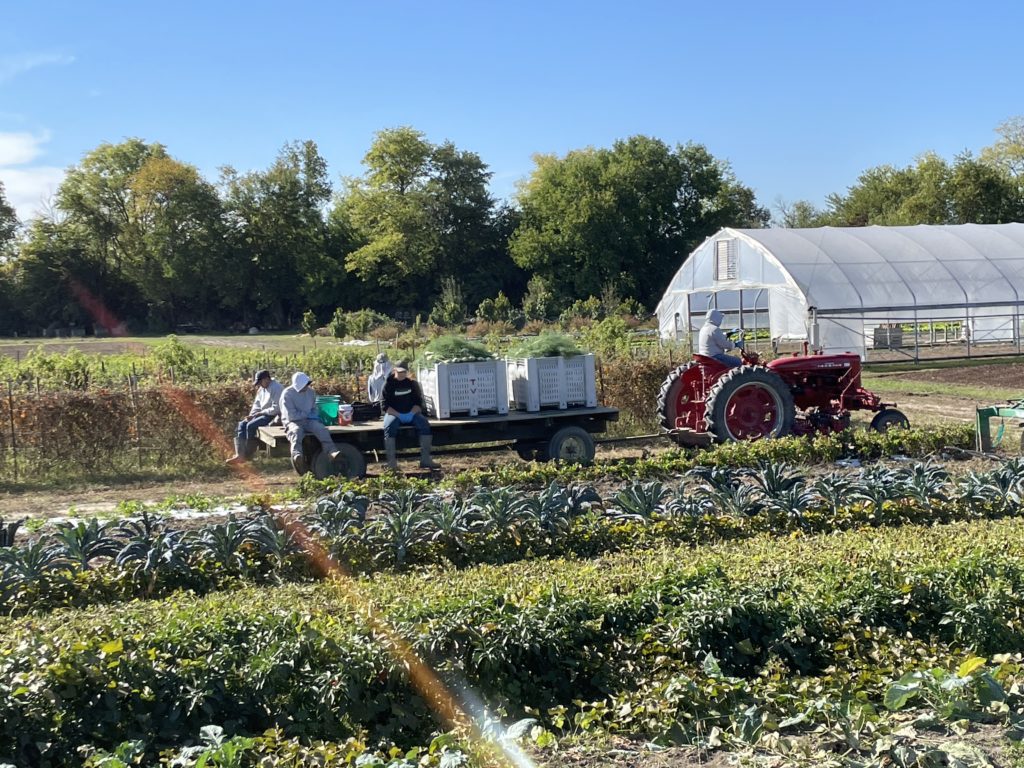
[545,426,595,464]
[514,441,543,461]
[311,442,366,480]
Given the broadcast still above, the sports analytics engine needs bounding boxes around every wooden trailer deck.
[257,406,619,478]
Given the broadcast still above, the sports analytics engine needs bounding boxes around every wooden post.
[6,382,17,482]
[128,375,143,469]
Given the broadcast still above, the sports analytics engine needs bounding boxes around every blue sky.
[1,0,1021,221]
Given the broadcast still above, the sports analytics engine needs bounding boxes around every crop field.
[1,337,1024,767]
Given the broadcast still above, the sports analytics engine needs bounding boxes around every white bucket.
[339,404,354,425]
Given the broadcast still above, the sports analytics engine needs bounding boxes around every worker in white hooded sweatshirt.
[698,309,742,368]
[366,352,392,406]
[280,371,341,473]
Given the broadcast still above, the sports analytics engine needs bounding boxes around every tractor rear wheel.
[869,408,910,433]
[704,366,794,442]
[656,361,700,432]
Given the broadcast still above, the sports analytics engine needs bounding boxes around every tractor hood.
[767,353,861,375]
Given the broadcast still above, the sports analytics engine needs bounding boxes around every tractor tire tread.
[656,361,700,432]
[704,365,795,443]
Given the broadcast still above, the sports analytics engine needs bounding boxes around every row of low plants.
[6,518,1024,765]
[0,326,671,393]
[297,422,977,497]
[0,336,381,391]
[1,452,1016,615]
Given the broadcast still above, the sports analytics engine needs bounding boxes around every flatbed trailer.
[257,406,620,479]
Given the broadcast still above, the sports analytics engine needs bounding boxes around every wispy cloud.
[0,130,64,220]
[0,52,75,84]
[0,130,50,165]
[0,166,64,218]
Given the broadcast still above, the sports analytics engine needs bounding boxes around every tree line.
[0,119,1022,336]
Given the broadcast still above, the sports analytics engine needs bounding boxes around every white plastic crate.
[506,354,597,412]
[418,360,509,419]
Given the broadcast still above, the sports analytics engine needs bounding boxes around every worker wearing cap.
[280,371,341,474]
[227,369,284,464]
[699,309,742,368]
[381,361,440,471]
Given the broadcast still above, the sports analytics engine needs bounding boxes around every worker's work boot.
[291,452,308,475]
[384,438,399,471]
[419,435,441,470]
[243,438,260,460]
[226,437,246,464]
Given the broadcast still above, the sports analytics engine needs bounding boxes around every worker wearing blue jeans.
[381,361,440,471]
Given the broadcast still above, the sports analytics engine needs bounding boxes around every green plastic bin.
[316,395,341,425]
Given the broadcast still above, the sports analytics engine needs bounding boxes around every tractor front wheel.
[704,366,795,442]
[869,409,910,433]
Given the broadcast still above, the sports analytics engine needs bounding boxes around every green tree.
[221,140,333,328]
[301,309,318,337]
[981,116,1024,177]
[0,180,17,260]
[57,139,168,272]
[948,154,1024,223]
[329,307,347,339]
[476,291,516,324]
[13,218,137,333]
[335,127,517,314]
[429,276,467,328]
[521,274,556,321]
[340,127,438,293]
[509,136,768,309]
[775,199,829,228]
[51,139,238,330]
[827,152,1023,226]
[130,156,228,327]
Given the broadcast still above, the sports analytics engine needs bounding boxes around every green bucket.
[316,395,341,425]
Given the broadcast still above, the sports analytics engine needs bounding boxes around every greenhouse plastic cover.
[656,223,1024,356]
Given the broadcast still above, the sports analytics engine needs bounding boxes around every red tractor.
[657,340,909,446]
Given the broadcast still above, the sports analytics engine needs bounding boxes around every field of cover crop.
[4,421,1024,767]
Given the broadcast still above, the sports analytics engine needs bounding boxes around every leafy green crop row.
[5,518,1024,765]
[3,453,1016,616]
[298,423,977,498]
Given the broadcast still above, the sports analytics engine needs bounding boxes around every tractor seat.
[693,354,729,374]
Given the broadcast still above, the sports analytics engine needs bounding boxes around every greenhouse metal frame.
[655,223,1024,361]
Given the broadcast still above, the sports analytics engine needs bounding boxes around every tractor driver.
[699,309,742,368]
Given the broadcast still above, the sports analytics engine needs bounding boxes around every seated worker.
[381,360,440,471]
[280,371,341,474]
[227,369,284,464]
[698,309,742,368]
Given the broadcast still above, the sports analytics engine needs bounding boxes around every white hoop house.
[655,223,1024,359]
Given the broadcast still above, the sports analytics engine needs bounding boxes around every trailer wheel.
[869,409,910,433]
[545,426,595,464]
[514,441,543,461]
[291,435,321,476]
[311,443,366,480]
